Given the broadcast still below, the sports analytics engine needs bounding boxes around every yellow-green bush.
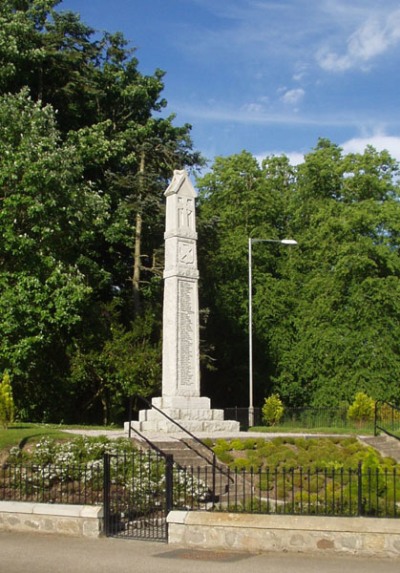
[262,394,284,426]
[347,392,375,426]
[0,371,15,429]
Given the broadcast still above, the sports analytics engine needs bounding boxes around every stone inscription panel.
[177,279,195,388]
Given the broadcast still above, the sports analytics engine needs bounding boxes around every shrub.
[0,371,15,429]
[262,394,284,426]
[229,439,245,451]
[347,392,375,427]
[231,458,252,471]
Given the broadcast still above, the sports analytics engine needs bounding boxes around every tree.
[0,1,203,422]
[69,306,161,425]
[271,140,400,407]
[196,152,296,406]
[197,140,400,410]
[0,89,109,419]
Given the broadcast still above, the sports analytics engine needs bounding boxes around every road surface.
[1,532,399,573]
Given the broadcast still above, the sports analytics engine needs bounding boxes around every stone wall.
[0,501,103,537]
[167,511,400,558]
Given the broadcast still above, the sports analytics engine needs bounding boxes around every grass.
[249,425,375,436]
[0,424,76,451]
[0,423,119,453]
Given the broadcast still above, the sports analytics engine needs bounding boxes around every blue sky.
[60,0,400,166]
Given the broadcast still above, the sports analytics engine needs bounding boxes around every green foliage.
[228,439,245,450]
[262,394,284,426]
[70,308,162,425]
[215,436,398,472]
[0,371,15,429]
[197,139,400,410]
[7,434,136,465]
[347,392,375,426]
[0,2,202,422]
[0,89,104,419]
[5,434,209,509]
[2,2,400,420]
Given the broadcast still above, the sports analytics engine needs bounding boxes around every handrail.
[374,399,400,439]
[128,423,174,513]
[133,394,220,503]
[128,423,169,459]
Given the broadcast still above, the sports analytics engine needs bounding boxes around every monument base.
[125,396,240,434]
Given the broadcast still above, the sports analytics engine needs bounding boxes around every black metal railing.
[103,450,172,540]
[172,462,400,518]
[225,407,374,431]
[2,458,400,519]
[0,462,103,505]
[375,400,400,439]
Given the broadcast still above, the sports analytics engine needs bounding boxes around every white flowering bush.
[4,436,209,510]
[172,468,209,506]
[4,436,136,499]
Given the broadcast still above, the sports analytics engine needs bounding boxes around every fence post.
[128,397,132,438]
[212,453,216,509]
[165,454,173,513]
[103,453,111,536]
[357,461,363,516]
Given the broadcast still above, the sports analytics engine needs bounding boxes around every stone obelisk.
[130,170,239,433]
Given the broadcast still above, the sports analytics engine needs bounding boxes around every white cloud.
[242,102,266,114]
[318,8,400,71]
[341,134,400,161]
[254,135,400,169]
[255,150,305,166]
[280,88,305,106]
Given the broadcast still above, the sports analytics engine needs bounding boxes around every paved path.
[64,428,359,440]
[1,532,399,573]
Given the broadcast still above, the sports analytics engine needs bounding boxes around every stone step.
[133,436,236,501]
[359,434,400,462]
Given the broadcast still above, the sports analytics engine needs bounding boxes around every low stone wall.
[0,501,103,537]
[167,511,400,558]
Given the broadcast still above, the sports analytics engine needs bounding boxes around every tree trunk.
[132,211,142,314]
[132,152,145,315]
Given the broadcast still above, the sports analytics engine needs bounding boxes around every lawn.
[0,423,119,456]
[250,425,375,435]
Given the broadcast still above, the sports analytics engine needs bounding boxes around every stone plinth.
[128,396,240,433]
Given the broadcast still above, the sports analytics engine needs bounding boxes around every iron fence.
[224,407,372,431]
[103,450,172,540]
[178,462,400,518]
[1,458,399,519]
[0,462,103,505]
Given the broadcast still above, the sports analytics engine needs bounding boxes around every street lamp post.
[248,238,297,428]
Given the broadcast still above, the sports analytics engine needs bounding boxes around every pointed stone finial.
[164,169,197,240]
[164,169,196,198]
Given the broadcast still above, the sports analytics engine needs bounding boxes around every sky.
[59,0,400,167]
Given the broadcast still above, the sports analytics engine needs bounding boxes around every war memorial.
[128,170,239,434]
